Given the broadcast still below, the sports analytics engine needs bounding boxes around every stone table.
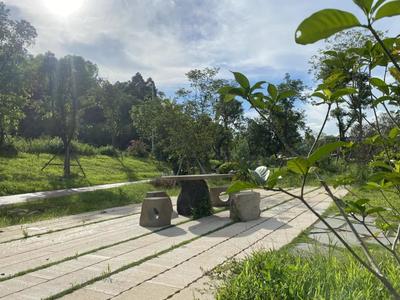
[158,174,234,217]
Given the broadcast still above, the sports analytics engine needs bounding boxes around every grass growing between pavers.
[0,189,290,283]
[0,153,168,196]
[40,189,321,300]
[0,183,180,228]
[44,220,237,300]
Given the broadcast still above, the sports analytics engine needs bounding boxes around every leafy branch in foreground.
[220,1,400,293]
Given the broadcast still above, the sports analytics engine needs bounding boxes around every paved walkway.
[0,186,347,299]
[0,180,151,206]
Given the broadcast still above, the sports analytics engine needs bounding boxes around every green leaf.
[266,168,287,188]
[388,126,400,139]
[375,0,400,20]
[369,161,393,171]
[278,90,297,100]
[226,87,246,98]
[372,0,388,13]
[309,141,349,165]
[369,77,390,94]
[250,81,266,92]
[295,9,361,45]
[226,181,259,194]
[331,87,357,100]
[353,0,374,13]
[267,84,278,100]
[232,72,250,89]
[366,207,387,215]
[311,92,328,101]
[287,157,310,175]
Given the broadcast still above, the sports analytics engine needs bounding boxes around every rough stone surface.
[177,180,212,217]
[230,191,261,221]
[209,186,231,207]
[139,197,173,227]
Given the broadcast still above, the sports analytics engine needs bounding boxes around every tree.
[0,2,36,146]
[50,55,98,177]
[98,80,134,148]
[309,30,377,142]
[176,67,243,161]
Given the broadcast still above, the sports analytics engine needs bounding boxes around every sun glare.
[43,0,84,17]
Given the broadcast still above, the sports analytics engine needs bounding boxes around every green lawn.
[0,153,168,196]
[0,178,230,228]
[0,183,180,228]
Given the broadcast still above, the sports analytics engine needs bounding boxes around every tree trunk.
[63,139,71,177]
[0,122,5,148]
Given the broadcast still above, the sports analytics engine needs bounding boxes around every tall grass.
[214,249,400,300]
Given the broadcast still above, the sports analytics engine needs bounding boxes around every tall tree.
[50,55,98,176]
[0,2,36,146]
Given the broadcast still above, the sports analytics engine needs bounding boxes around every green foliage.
[374,0,400,20]
[218,162,240,174]
[295,9,361,45]
[0,2,36,146]
[127,140,149,158]
[214,250,400,300]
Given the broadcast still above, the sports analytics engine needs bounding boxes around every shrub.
[0,143,18,157]
[218,162,240,174]
[127,140,149,158]
[98,145,118,156]
[9,137,119,157]
[214,250,399,300]
[210,159,223,171]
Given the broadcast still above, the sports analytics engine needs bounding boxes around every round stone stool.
[139,196,173,227]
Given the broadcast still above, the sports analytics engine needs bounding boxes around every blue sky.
[7,0,398,134]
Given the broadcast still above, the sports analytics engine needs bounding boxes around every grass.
[0,183,179,228]
[213,247,400,300]
[0,152,168,196]
[0,178,233,228]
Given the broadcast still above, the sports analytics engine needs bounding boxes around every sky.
[6,0,399,135]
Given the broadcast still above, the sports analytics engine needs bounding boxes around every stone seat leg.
[210,186,231,207]
[140,197,173,227]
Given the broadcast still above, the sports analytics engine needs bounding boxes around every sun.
[43,0,84,17]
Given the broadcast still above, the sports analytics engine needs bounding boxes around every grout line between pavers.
[162,192,332,300]
[0,188,292,244]
[107,193,321,299]
[41,188,322,299]
[0,188,317,284]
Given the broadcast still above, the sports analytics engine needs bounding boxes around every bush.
[9,137,118,157]
[214,250,400,300]
[218,162,240,174]
[0,143,18,157]
[127,140,149,158]
[12,137,63,154]
[210,159,223,171]
[98,145,118,156]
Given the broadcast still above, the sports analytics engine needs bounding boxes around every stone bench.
[209,186,232,207]
[139,191,173,227]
